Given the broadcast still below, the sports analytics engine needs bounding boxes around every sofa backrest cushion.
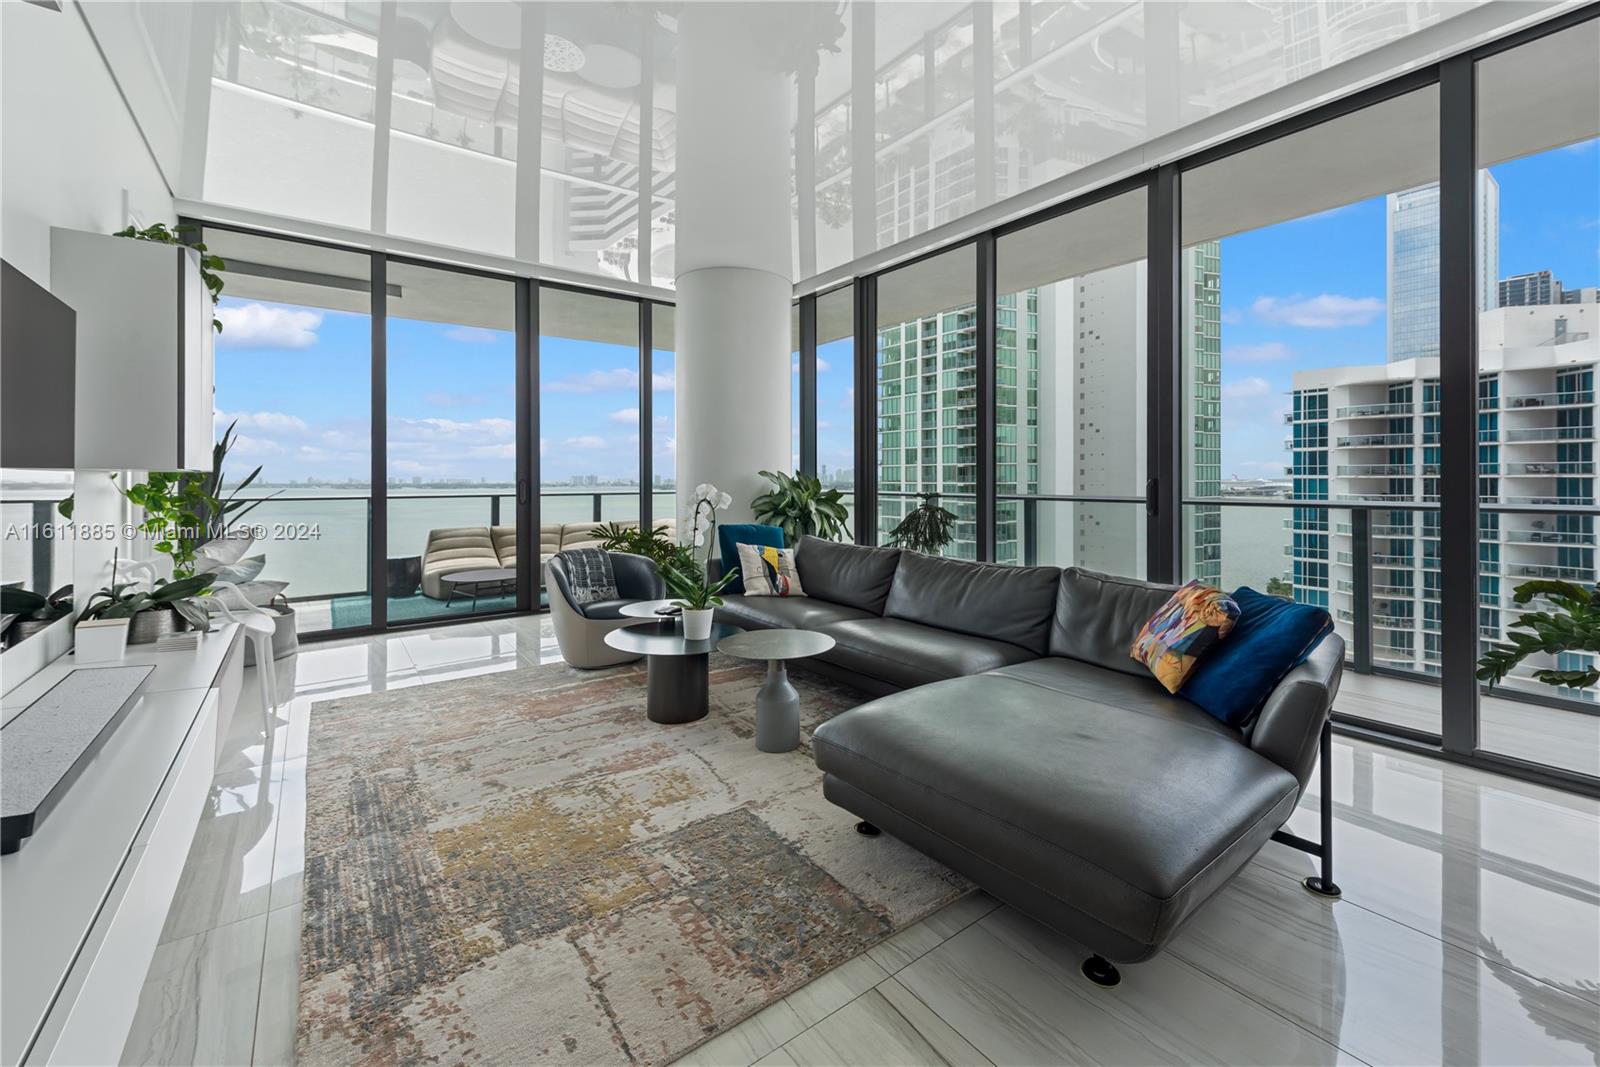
[540,524,563,559]
[1050,567,1179,673]
[795,537,901,615]
[884,552,1060,655]
[491,525,517,568]
[718,523,784,595]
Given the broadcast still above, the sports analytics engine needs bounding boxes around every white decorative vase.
[75,618,130,663]
[681,608,714,641]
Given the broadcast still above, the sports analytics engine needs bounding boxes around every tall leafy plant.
[1477,579,1600,690]
[885,493,957,556]
[113,222,226,332]
[595,521,694,573]
[115,471,217,579]
[751,470,850,544]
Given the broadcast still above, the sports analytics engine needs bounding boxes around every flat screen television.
[1,259,76,469]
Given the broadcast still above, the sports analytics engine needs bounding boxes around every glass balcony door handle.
[1145,478,1158,517]
[517,479,529,506]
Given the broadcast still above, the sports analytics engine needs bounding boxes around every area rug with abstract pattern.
[296,655,968,1065]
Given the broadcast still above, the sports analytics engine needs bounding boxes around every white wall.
[2,0,173,690]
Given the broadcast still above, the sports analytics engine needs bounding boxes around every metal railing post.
[1352,506,1373,674]
[490,495,501,527]
[593,494,603,522]
[1023,498,1038,567]
[31,500,53,592]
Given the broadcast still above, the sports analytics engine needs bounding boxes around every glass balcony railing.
[1334,401,1413,418]
[1335,432,1415,447]
[1504,390,1596,409]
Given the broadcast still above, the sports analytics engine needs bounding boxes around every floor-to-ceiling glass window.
[875,244,978,555]
[538,287,642,598]
[202,229,375,634]
[1180,86,1443,735]
[995,188,1147,572]
[791,302,802,473]
[817,285,856,532]
[385,262,517,624]
[1473,21,1600,776]
[652,303,676,528]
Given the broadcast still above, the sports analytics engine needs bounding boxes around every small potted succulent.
[661,483,739,640]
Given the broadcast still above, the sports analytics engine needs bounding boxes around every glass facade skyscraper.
[1387,173,1500,362]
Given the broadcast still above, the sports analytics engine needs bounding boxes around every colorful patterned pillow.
[736,543,807,597]
[1129,580,1240,693]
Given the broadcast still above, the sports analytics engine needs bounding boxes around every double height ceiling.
[83,1,1578,294]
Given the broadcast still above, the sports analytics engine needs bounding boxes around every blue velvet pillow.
[1180,586,1334,728]
[716,523,784,596]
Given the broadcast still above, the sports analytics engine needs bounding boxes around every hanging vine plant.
[113,222,226,332]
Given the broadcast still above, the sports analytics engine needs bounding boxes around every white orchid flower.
[716,491,732,510]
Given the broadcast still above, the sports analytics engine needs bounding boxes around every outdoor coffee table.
[717,629,836,752]
[442,567,516,609]
[605,620,744,724]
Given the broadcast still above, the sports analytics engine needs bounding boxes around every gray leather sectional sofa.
[715,536,1343,984]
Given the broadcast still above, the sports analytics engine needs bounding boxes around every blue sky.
[213,140,1594,488]
[1215,138,1598,479]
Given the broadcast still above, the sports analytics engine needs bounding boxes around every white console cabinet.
[0,625,244,1066]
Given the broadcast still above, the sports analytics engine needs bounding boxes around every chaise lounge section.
[716,537,1342,982]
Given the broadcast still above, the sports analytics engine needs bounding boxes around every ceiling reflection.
[86,1,1525,290]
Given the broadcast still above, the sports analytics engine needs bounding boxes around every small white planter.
[681,608,715,641]
[75,618,130,663]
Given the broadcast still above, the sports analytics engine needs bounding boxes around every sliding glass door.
[199,224,670,635]
[385,262,518,624]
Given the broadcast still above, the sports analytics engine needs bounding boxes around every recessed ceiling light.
[545,34,585,74]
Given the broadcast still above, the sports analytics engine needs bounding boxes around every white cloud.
[216,302,323,348]
[817,357,832,373]
[1223,341,1293,363]
[228,433,285,457]
[561,435,608,449]
[1222,376,1272,400]
[651,372,674,391]
[216,409,310,434]
[1250,293,1383,328]
[1221,308,1244,325]
[609,407,641,425]
[544,368,637,393]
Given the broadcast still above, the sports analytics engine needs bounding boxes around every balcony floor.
[1340,671,1600,777]
[123,616,1599,1067]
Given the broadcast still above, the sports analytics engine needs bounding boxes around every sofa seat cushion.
[812,674,1299,947]
[987,658,1242,743]
[717,595,873,633]
[816,617,1036,690]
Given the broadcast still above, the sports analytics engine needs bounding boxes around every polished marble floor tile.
[897,907,1355,1066]
[127,613,1600,1067]
[159,768,283,944]
[781,984,991,1067]
[867,891,999,975]
[252,904,300,1067]
[1170,863,1600,1065]
[122,913,268,1067]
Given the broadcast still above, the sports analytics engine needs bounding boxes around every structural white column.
[673,3,795,531]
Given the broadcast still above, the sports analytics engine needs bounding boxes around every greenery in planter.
[114,470,217,580]
[751,470,850,544]
[112,222,226,332]
[661,560,740,611]
[80,572,215,633]
[595,521,696,574]
[1476,579,1600,690]
[885,493,958,555]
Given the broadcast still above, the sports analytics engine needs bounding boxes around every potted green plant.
[114,470,217,580]
[0,584,72,646]
[1477,579,1600,691]
[751,469,850,543]
[885,493,958,556]
[662,483,739,640]
[113,222,226,332]
[79,567,215,645]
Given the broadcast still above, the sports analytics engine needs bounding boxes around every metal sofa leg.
[855,821,881,837]
[1270,718,1343,899]
[1081,955,1121,987]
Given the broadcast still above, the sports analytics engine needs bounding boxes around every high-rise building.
[1501,269,1560,306]
[1290,303,1598,692]
[1562,286,1600,305]
[1387,173,1500,361]
[1187,242,1223,586]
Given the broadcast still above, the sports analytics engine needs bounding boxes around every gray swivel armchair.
[547,551,666,668]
